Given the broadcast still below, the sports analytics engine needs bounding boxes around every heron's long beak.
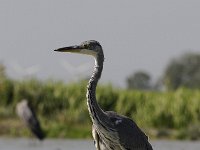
[54,45,83,53]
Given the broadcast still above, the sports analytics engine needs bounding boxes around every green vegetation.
[0,77,200,140]
[126,71,151,90]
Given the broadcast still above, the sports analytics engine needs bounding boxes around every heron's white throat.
[80,49,97,57]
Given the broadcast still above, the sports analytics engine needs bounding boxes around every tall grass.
[0,78,200,139]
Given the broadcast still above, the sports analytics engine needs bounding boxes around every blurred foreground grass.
[0,78,200,140]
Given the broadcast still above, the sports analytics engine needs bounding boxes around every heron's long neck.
[87,54,106,124]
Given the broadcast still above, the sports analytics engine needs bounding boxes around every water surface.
[0,138,199,150]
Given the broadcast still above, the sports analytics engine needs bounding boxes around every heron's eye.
[89,45,95,50]
[84,44,89,49]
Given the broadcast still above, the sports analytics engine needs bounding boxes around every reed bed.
[0,78,200,140]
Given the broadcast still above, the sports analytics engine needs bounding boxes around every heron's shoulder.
[106,111,149,139]
[105,111,134,126]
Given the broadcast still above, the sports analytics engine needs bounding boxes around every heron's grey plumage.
[54,40,153,150]
[16,99,44,140]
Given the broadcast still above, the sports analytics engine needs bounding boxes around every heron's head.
[20,99,28,105]
[54,40,103,57]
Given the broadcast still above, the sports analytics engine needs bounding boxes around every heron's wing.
[117,118,153,150]
[106,111,153,150]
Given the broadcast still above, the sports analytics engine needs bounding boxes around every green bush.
[0,79,14,106]
[0,78,200,139]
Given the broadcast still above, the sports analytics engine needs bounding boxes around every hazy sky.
[1,1,200,87]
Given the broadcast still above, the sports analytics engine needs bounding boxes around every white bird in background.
[60,59,92,80]
[10,62,40,78]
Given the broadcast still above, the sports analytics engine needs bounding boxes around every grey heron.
[16,99,45,140]
[54,40,153,150]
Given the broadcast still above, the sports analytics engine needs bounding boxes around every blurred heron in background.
[16,99,45,140]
